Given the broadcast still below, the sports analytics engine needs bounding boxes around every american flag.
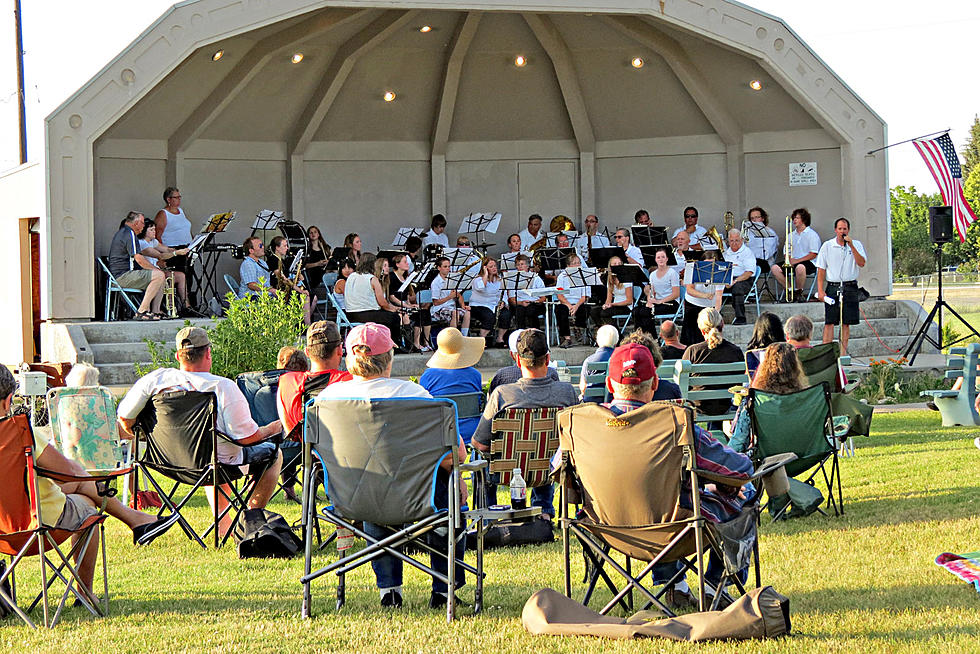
[913,133,978,242]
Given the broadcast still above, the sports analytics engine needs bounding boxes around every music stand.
[609,264,648,287]
[377,249,408,264]
[459,212,501,253]
[446,261,481,294]
[695,231,720,250]
[442,247,479,271]
[560,266,602,290]
[640,245,677,268]
[392,227,425,247]
[689,260,733,286]
[537,247,576,273]
[502,269,538,293]
[589,246,629,269]
[194,212,237,312]
[631,225,668,248]
[499,251,522,271]
[203,211,237,233]
[326,247,352,271]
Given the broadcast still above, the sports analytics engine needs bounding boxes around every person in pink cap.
[316,323,467,610]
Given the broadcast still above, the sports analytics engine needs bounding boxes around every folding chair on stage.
[301,397,489,621]
[556,401,793,616]
[0,413,128,628]
[747,382,842,517]
[133,390,274,548]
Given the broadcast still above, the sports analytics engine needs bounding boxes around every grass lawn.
[3,411,978,653]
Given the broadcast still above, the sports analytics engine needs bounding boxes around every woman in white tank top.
[154,187,193,247]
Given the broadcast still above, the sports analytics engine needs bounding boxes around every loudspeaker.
[929,206,954,244]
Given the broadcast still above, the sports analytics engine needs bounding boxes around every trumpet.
[164,272,178,318]
[783,216,794,302]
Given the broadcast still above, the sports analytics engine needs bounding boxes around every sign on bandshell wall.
[789,162,817,186]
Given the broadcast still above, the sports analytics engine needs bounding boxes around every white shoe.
[974,437,980,451]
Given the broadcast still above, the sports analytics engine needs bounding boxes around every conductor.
[815,217,867,355]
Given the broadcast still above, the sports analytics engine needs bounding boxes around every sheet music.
[392,227,425,247]
[251,209,283,231]
[483,212,502,234]
[187,233,211,253]
[500,251,521,271]
[689,260,733,285]
[442,247,480,271]
[502,269,539,291]
[398,270,420,294]
[202,211,236,233]
[288,248,305,277]
[446,262,481,291]
[459,211,502,235]
[562,266,602,288]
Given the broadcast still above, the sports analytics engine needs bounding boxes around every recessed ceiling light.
[514,55,527,67]
[383,91,396,102]
[749,79,763,91]
[211,50,224,62]
[419,25,432,33]
[291,53,304,64]
[631,57,644,69]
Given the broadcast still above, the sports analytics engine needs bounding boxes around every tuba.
[550,214,575,233]
[723,211,735,235]
[705,225,725,251]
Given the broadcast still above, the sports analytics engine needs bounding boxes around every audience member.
[64,362,100,387]
[620,329,681,401]
[488,329,559,394]
[785,314,813,348]
[472,330,578,521]
[117,327,283,538]
[420,328,486,445]
[682,307,744,419]
[0,367,177,597]
[317,323,466,609]
[659,320,686,360]
[579,324,619,399]
[727,343,808,452]
[747,312,786,350]
[277,346,310,372]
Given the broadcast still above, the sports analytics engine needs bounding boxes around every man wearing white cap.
[487,329,559,394]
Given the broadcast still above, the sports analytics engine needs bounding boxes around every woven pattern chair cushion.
[489,407,560,487]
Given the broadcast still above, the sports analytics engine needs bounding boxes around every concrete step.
[95,362,143,386]
[80,318,213,344]
[90,342,156,364]
[731,299,896,321]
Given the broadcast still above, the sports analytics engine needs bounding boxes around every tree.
[963,115,980,179]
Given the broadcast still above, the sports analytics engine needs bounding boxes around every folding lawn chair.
[747,382,842,517]
[798,342,873,451]
[481,406,561,515]
[0,413,128,628]
[556,401,792,616]
[132,390,274,548]
[301,397,489,621]
[581,359,610,403]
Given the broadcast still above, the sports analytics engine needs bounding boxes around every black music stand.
[326,247,352,271]
[640,245,677,268]
[377,249,408,264]
[250,209,283,238]
[537,247,576,273]
[502,270,538,294]
[194,211,237,313]
[442,247,479,271]
[589,246,629,269]
[631,225,668,247]
[446,262,481,295]
[459,212,501,253]
[609,264,648,287]
[392,227,425,247]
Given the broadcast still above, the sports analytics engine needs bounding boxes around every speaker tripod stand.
[904,242,980,364]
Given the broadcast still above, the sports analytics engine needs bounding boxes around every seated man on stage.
[239,236,275,298]
[508,254,545,329]
[556,253,590,348]
[613,228,643,266]
[634,209,652,226]
[423,214,450,248]
[117,327,283,538]
[519,214,545,252]
[107,211,174,320]
[429,256,471,334]
[722,228,757,325]
[672,206,714,251]
[578,214,609,265]
[770,207,821,301]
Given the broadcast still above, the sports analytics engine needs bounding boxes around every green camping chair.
[748,382,842,518]
[798,343,873,448]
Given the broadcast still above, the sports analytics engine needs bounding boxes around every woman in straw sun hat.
[420,327,486,445]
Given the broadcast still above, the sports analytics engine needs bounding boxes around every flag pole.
[866,129,950,155]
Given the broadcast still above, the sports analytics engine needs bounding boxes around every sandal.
[135,311,161,321]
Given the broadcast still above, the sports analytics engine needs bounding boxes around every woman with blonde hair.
[727,343,808,452]
[344,253,403,349]
[681,249,724,345]
[682,306,744,420]
[589,255,634,328]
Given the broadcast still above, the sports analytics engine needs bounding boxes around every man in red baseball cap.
[605,342,659,401]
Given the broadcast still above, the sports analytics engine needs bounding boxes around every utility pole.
[14,0,27,164]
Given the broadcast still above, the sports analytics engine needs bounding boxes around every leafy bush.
[134,286,306,380]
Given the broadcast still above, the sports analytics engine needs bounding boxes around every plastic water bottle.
[510,468,527,509]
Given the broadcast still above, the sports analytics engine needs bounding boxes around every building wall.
[0,163,42,365]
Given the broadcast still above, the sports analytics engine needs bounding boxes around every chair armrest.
[459,460,488,473]
[36,465,133,484]
[752,453,798,480]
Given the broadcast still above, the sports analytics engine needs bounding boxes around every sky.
[0,0,977,193]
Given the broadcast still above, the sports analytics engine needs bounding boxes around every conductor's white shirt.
[815,238,867,283]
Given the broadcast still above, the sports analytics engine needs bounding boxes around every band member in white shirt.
[672,206,715,251]
[816,217,867,355]
[555,253,590,348]
[518,214,545,252]
[723,229,757,325]
[743,206,780,270]
[634,209,652,226]
[770,207,821,301]
[508,254,546,329]
[429,256,471,333]
[579,214,609,265]
[613,228,643,266]
[671,231,690,281]
[423,214,450,248]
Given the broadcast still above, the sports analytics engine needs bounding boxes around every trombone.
[783,216,794,302]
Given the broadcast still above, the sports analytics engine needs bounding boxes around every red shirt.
[277,369,352,436]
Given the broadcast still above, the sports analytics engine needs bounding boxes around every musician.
[239,237,274,298]
[506,233,524,254]
[816,217,867,355]
[389,253,431,352]
[672,231,690,281]
[556,253,590,348]
[770,207,820,301]
[343,232,363,266]
[743,207,779,270]
[332,258,354,310]
[589,255,634,327]
[423,214,450,248]
[154,187,192,248]
[613,228,643,266]
[681,249,723,345]
[518,214,544,252]
[266,236,313,325]
[508,254,545,329]
[672,206,715,251]
[430,256,472,334]
[456,235,472,247]
[555,233,571,248]
[634,210,652,226]
[345,254,403,344]
[469,257,509,348]
[722,229,756,325]
[579,214,609,264]
[404,236,423,273]
[138,219,190,315]
[304,225,330,294]
[635,248,681,334]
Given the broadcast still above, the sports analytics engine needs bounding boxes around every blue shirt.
[580,346,614,393]
[419,367,483,444]
[239,257,271,297]
[652,379,682,401]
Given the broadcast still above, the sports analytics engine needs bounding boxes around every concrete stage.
[42,298,938,388]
